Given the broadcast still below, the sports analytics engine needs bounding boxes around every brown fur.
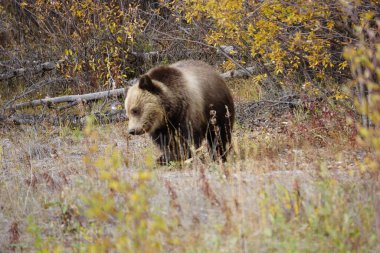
[125,60,235,164]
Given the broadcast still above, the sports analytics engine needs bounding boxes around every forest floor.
[0,79,379,252]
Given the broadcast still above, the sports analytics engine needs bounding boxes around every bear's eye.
[130,107,140,116]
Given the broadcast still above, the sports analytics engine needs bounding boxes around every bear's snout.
[128,128,144,135]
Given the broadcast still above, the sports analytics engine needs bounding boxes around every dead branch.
[9,88,125,110]
[216,45,253,77]
[220,67,256,78]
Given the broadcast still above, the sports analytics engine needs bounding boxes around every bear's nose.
[128,129,137,135]
[128,128,145,135]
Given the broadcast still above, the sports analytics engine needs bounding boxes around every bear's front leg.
[152,128,193,165]
[156,140,192,165]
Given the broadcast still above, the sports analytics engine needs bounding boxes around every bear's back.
[172,60,235,130]
[170,60,228,96]
[172,60,234,111]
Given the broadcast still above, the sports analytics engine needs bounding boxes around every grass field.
[1,79,379,252]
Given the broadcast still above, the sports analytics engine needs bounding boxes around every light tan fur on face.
[125,84,165,134]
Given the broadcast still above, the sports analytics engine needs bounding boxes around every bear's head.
[124,75,166,135]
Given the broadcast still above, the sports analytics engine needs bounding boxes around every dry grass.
[0,79,379,252]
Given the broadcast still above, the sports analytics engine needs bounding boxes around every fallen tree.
[4,78,137,110]
[10,88,125,110]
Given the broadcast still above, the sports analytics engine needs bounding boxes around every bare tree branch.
[216,46,253,77]
[8,88,126,110]
[220,67,257,78]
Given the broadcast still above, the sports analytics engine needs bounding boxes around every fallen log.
[6,78,138,110]
[10,88,125,110]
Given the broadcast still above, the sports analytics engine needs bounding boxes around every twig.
[216,46,252,76]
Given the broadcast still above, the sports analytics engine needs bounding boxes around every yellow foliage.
[221,59,236,71]
[170,0,379,82]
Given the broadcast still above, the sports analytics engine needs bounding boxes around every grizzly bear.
[124,60,235,164]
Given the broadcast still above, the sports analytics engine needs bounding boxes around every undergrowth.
[14,111,379,252]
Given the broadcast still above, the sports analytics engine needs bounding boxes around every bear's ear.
[139,75,161,94]
[124,86,129,98]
